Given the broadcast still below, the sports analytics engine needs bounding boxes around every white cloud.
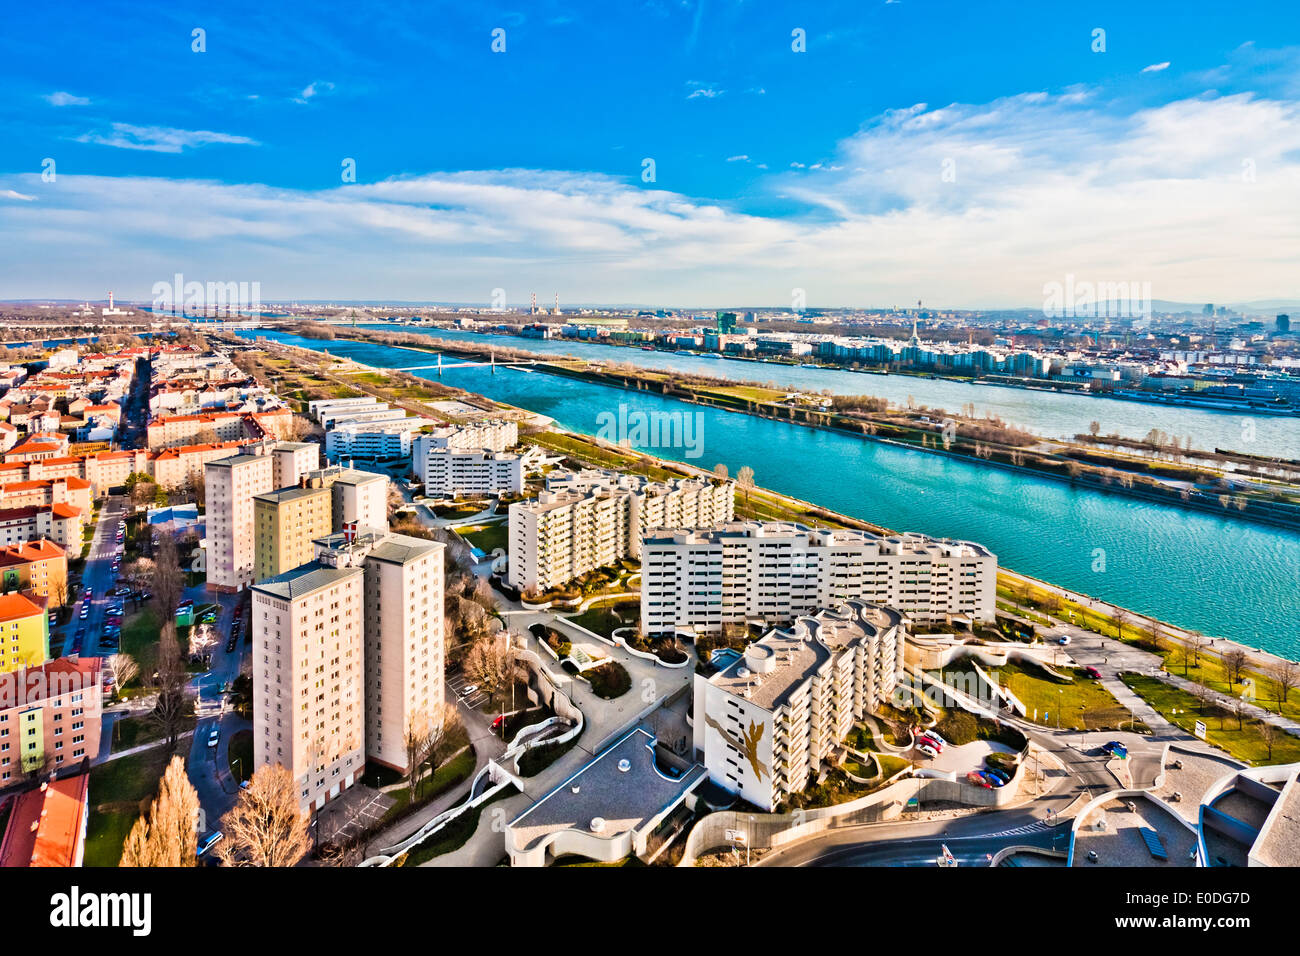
[0,190,36,202]
[294,80,336,104]
[1142,62,1171,73]
[44,91,90,107]
[6,85,1300,307]
[726,155,749,162]
[76,123,260,153]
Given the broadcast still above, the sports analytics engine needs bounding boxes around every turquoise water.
[358,323,1300,459]
[245,329,1299,657]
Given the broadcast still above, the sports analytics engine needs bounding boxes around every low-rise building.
[419,448,525,498]
[0,539,67,604]
[0,772,90,865]
[0,657,101,786]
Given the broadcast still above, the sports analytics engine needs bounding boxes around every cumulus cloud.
[6,85,1300,306]
[76,123,259,153]
[294,80,336,104]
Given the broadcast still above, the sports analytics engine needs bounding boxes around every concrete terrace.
[508,727,703,859]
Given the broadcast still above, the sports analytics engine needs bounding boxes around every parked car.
[197,831,223,856]
[985,767,1011,784]
[966,771,992,789]
[978,771,1005,787]
[1058,635,1071,646]
[73,627,86,644]
[918,730,946,750]
[225,637,237,653]
[78,605,89,620]
[916,743,938,758]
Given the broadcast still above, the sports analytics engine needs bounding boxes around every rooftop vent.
[617,759,631,773]
[590,816,606,833]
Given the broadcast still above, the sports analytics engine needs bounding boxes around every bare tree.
[106,652,138,696]
[189,623,217,668]
[713,463,728,480]
[1223,648,1249,689]
[403,715,433,803]
[1112,609,1130,643]
[216,764,312,867]
[119,756,200,867]
[1269,660,1298,708]
[1258,720,1278,761]
[736,465,755,506]
[150,625,191,756]
[463,637,512,708]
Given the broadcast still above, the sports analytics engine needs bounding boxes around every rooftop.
[509,728,703,852]
[251,562,362,602]
[0,773,90,867]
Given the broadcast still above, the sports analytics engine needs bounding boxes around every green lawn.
[84,747,174,867]
[457,522,508,556]
[120,609,162,670]
[398,785,519,867]
[378,748,477,826]
[110,713,197,753]
[999,661,1131,730]
[1121,674,1300,765]
[567,598,639,638]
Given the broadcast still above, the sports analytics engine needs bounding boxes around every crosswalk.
[987,820,1055,837]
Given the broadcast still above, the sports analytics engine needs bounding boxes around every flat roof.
[254,484,330,505]
[251,561,362,601]
[1254,770,1300,867]
[509,728,703,852]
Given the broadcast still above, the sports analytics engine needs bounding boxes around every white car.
[207,730,220,749]
[1058,635,1071,646]
[197,831,223,856]
[919,730,948,749]
[916,743,938,758]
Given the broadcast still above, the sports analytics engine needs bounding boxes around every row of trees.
[120,758,311,868]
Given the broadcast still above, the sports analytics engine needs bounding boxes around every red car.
[1083,666,1102,679]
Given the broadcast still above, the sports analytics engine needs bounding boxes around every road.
[60,494,128,658]
[184,585,251,837]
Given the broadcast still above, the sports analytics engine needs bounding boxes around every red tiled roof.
[0,592,44,622]
[0,773,91,867]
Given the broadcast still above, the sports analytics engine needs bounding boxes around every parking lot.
[446,673,489,710]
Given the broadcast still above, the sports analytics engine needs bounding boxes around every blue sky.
[2,0,1299,307]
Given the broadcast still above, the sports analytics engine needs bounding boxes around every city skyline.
[1,1,1299,307]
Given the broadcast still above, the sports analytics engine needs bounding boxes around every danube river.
[359,323,1300,458]
[244,329,1299,657]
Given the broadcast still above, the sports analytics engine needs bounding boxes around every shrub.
[583,662,631,699]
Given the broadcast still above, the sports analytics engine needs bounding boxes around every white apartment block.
[318,406,408,430]
[308,396,384,419]
[271,441,320,489]
[417,419,518,454]
[508,474,734,594]
[693,601,906,811]
[641,522,996,638]
[251,563,366,813]
[205,453,275,591]
[420,448,525,498]
[325,419,431,461]
[313,526,445,773]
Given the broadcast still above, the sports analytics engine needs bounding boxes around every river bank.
[289,324,1300,534]
[234,327,1299,656]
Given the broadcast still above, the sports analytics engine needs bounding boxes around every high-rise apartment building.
[251,563,366,813]
[301,466,390,533]
[271,441,321,489]
[641,522,996,637]
[313,527,445,772]
[205,452,276,591]
[253,485,334,582]
[692,601,906,811]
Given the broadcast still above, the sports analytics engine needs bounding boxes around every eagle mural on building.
[705,713,769,781]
